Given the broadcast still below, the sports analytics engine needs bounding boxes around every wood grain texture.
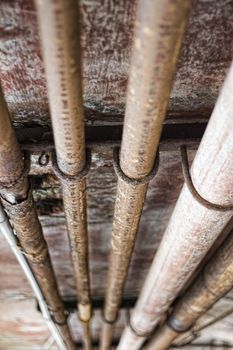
[0,0,233,125]
[1,0,233,348]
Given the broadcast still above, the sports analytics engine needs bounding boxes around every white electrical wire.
[0,203,67,350]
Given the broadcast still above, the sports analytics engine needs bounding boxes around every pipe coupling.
[113,147,159,185]
[181,145,233,211]
[168,314,193,333]
[78,303,92,323]
[128,317,156,338]
[52,149,92,182]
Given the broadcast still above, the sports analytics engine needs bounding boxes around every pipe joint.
[52,149,92,182]
[113,147,160,185]
[128,317,156,338]
[24,242,49,264]
[102,310,119,325]
[0,151,30,192]
[168,315,194,333]
[0,151,31,204]
[78,303,92,323]
[181,145,233,211]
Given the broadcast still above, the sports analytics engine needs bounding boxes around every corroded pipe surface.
[120,0,192,180]
[0,87,27,202]
[104,179,148,322]
[62,181,90,308]
[0,88,75,349]
[145,226,233,350]
[1,195,75,350]
[35,0,85,176]
[35,1,92,348]
[101,1,192,349]
[117,62,233,350]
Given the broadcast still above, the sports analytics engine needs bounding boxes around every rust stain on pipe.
[120,0,192,180]
[0,87,27,202]
[101,1,192,349]
[35,0,85,176]
[117,61,233,350]
[0,87,75,349]
[104,179,148,321]
[35,1,92,348]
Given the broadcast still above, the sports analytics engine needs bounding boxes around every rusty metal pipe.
[0,86,27,203]
[117,62,233,350]
[0,87,75,350]
[144,225,233,350]
[35,1,92,349]
[100,1,192,349]
[0,204,68,350]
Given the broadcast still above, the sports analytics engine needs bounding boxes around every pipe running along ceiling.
[0,0,233,349]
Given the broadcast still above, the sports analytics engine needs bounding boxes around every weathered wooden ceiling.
[0,0,233,349]
[1,0,233,125]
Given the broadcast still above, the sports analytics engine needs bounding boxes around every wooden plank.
[0,1,233,125]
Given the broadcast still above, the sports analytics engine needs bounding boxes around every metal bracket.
[128,317,156,338]
[51,148,92,182]
[181,145,233,212]
[102,310,120,325]
[113,147,160,185]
